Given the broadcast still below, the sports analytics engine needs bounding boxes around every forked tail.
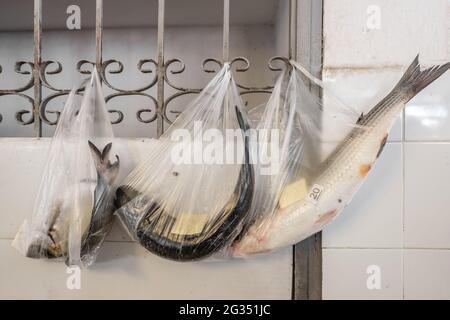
[358,55,450,125]
[88,141,120,186]
[396,54,450,103]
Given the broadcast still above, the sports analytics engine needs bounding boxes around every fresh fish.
[80,141,120,262]
[232,55,450,255]
[26,141,119,262]
[115,106,254,261]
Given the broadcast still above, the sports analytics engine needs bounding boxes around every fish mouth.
[115,106,254,262]
[26,142,120,263]
[25,233,65,259]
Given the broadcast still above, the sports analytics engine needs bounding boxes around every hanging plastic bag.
[220,69,304,259]
[115,64,254,262]
[232,55,450,256]
[13,70,120,267]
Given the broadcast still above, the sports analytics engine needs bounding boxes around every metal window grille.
[0,0,300,138]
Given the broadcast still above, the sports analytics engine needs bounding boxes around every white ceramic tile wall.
[322,0,450,300]
[323,249,403,300]
[404,143,450,248]
[322,69,404,142]
[0,240,292,300]
[323,0,448,68]
[405,71,450,141]
[404,250,450,299]
[0,139,292,299]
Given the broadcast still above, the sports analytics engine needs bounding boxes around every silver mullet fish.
[233,55,450,255]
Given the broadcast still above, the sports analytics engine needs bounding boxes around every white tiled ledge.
[0,138,293,300]
[0,239,292,300]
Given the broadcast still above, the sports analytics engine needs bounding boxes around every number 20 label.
[308,184,324,204]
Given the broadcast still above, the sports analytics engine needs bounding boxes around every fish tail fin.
[235,105,251,165]
[88,141,120,185]
[396,54,450,103]
[82,141,120,258]
[235,105,250,132]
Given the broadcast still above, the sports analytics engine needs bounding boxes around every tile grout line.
[4,238,450,249]
[403,140,450,144]
[382,140,450,144]
[323,247,450,251]
[5,239,450,250]
[0,237,135,243]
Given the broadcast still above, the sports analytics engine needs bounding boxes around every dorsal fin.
[356,113,365,125]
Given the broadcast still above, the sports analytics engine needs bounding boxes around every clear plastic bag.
[115,64,254,262]
[13,70,120,267]
[232,56,450,256]
[226,70,305,257]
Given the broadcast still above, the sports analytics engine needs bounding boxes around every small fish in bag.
[13,70,120,267]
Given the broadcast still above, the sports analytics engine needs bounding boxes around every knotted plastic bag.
[223,69,304,258]
[230,60,375,256]
[13,70,120,267]
[229,64,323,257]
[115,64,254,262]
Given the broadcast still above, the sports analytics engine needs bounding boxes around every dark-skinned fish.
[25,141,119,264]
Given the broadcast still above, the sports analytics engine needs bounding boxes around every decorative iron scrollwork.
[0,61,36,126]
[1,55,287,131]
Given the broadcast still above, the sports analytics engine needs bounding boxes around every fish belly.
[234,128,387,255]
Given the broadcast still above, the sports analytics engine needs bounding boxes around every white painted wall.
[322,0,450,300]
[275,0,289,57]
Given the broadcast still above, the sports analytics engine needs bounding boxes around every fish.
[232,55,450,256]
[25,141,119,264]
[115,106,254,261]
[79,141,120,263]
